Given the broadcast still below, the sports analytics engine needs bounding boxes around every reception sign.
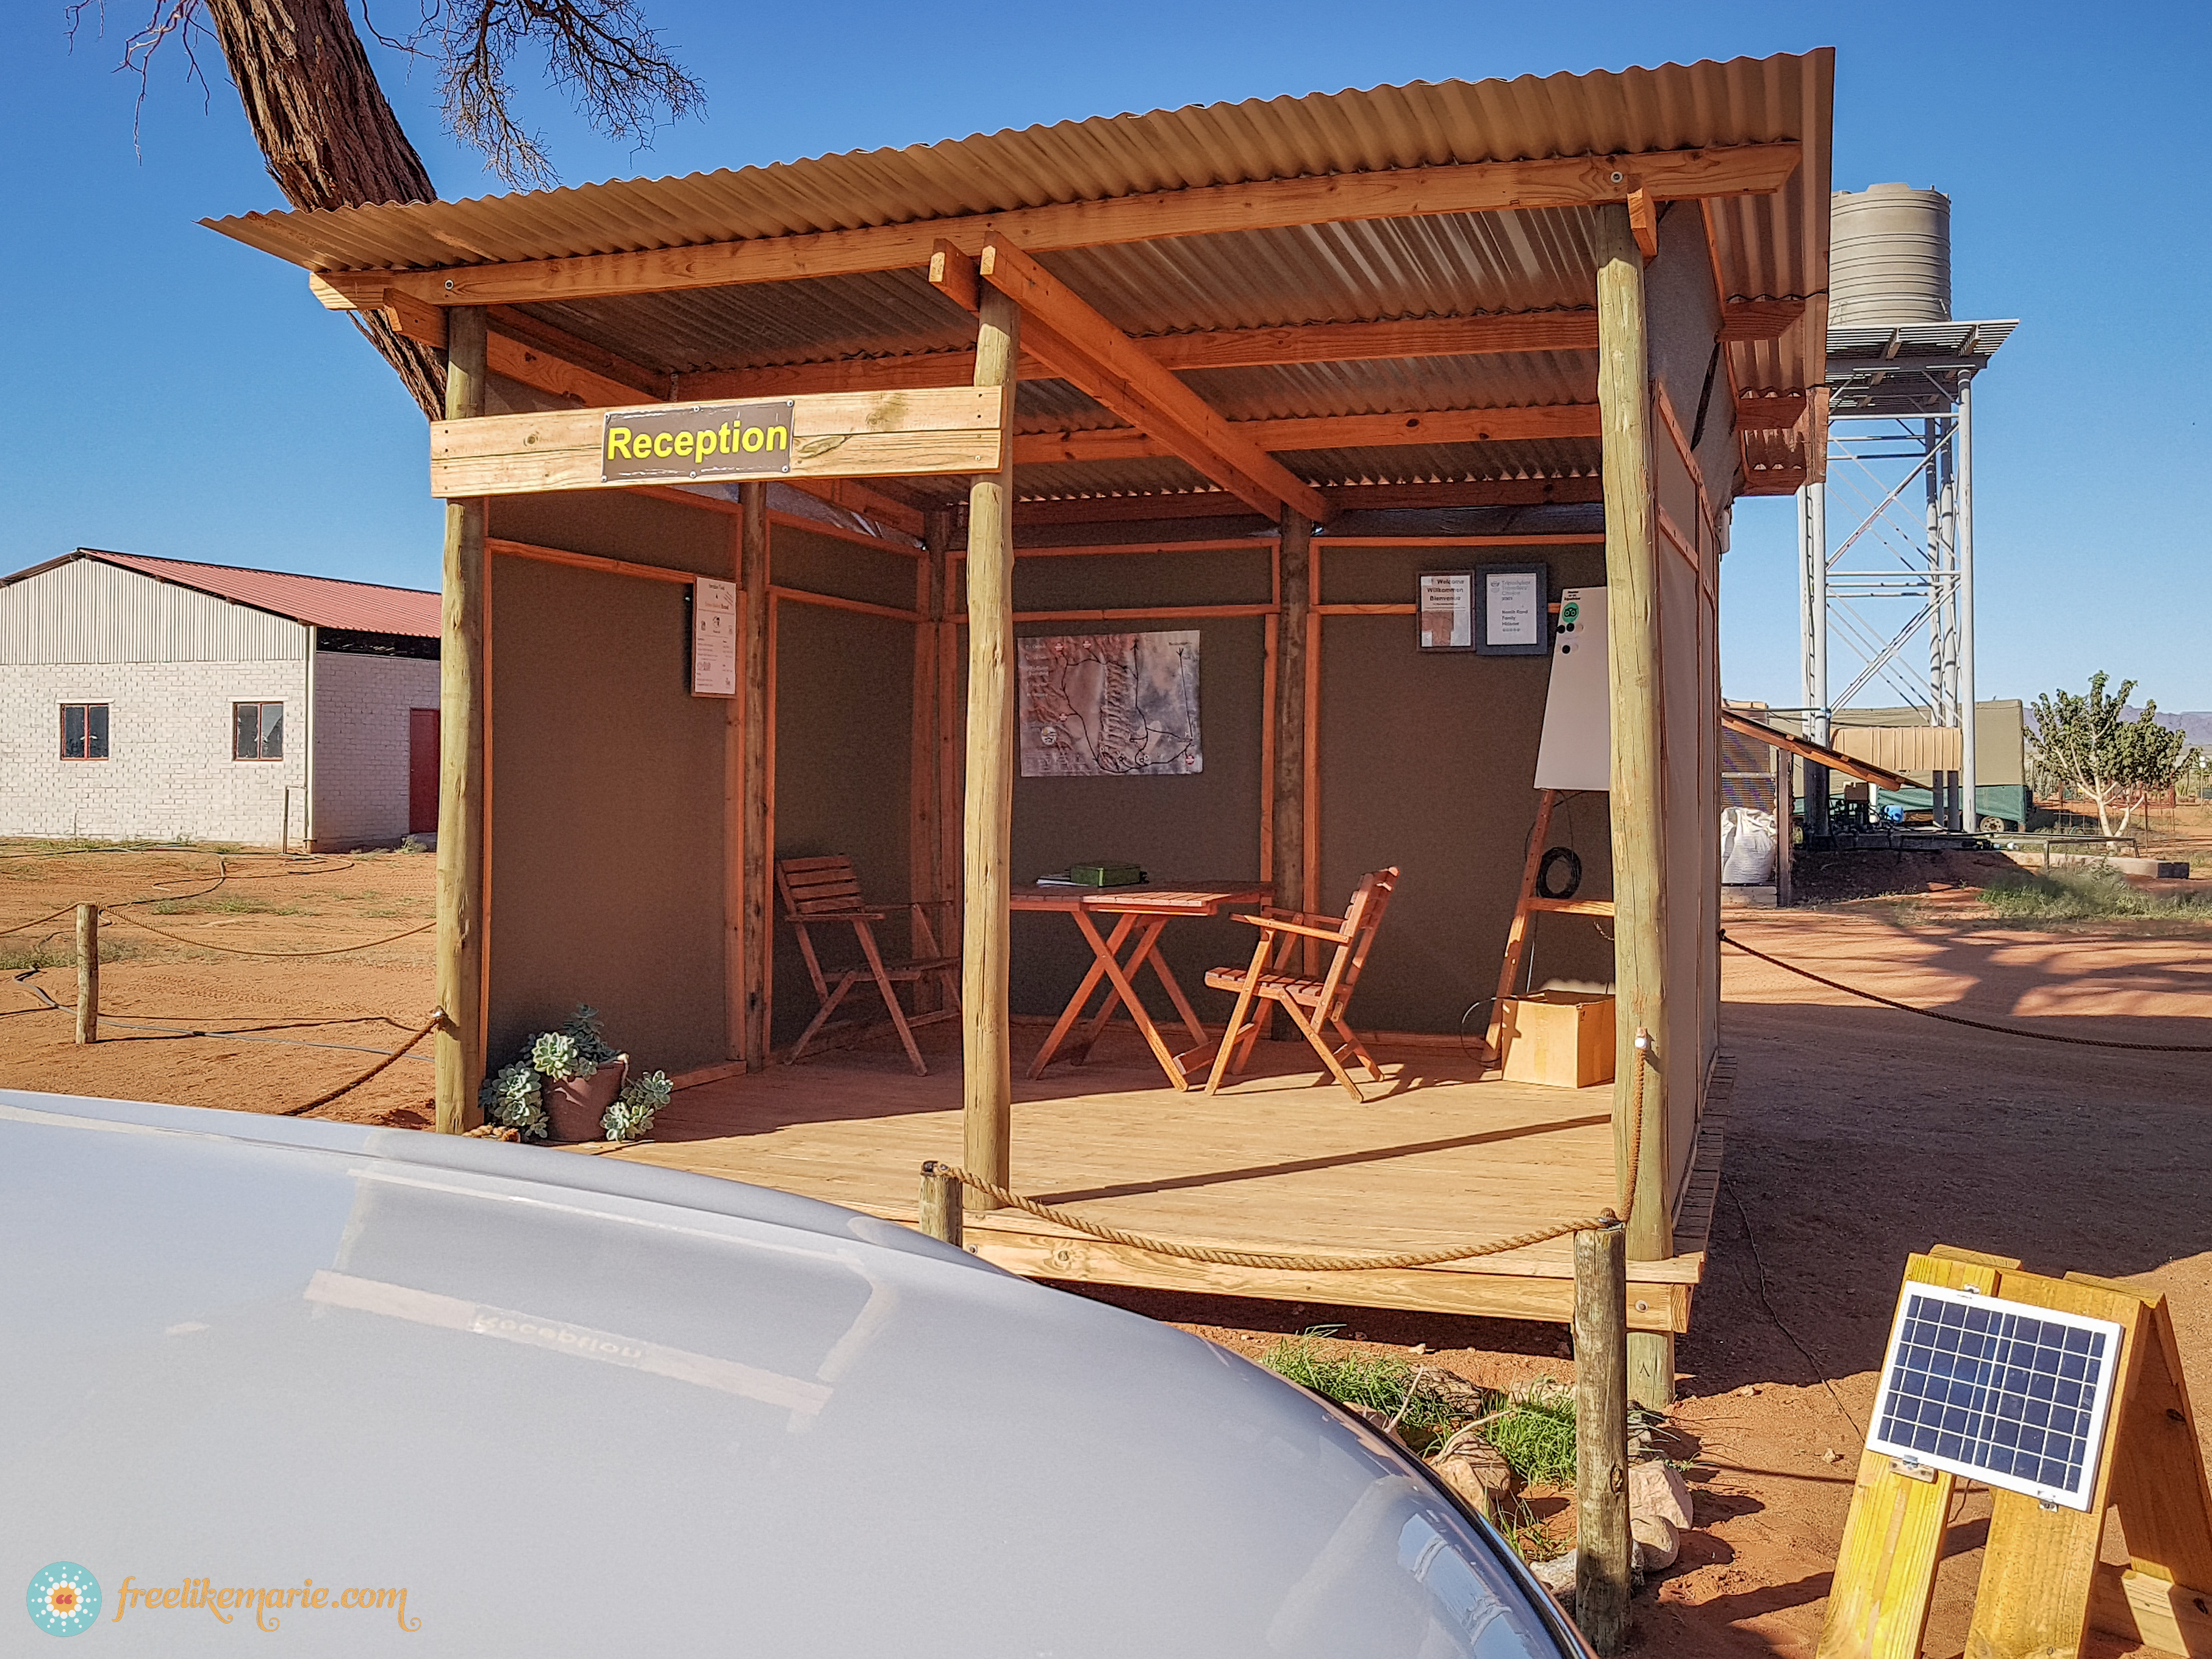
[604,401,795,482]
[429,385,1005,498]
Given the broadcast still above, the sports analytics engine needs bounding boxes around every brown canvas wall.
[990,548,1272,1020]
[485,548,729,1077]
[1644,210,1729,1206]
[1658,545,1711,1200]
[1318,544,1612,1034]
[768,597,916,1045]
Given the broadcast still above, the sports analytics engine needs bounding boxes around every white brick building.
[1,551,440,850]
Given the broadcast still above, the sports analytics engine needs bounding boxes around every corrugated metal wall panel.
[0,558,306,664]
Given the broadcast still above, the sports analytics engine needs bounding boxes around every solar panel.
[1865,1285,2125,1511]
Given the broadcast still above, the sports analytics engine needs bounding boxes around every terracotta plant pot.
[545,1055,628,1142]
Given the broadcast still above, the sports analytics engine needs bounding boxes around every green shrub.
[1981,864,2211,922]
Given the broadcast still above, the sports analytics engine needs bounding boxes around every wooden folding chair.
[775,855,959,1075]
[1203,868,1400,1104]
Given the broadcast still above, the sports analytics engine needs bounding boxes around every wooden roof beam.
[1732,389,1809,430]
[678,309,1600,402]
[1016,403,1601,467]
[937,240,1330,523]
[1718,298,1806,342]
[1011,474,1602,526]
[310,143,1803,312]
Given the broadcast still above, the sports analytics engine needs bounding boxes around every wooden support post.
[1575,1219,1631,1656]
[918,1160,964,1247]
[74,904,98,1044]
[434,305,489,1134]
[1595,204,1675,1406]
[911,510,955,1012]
[724,521,746,1061]
[739,480,772,1070]
[1272,511,1311,911]
[961,285,1020,1213]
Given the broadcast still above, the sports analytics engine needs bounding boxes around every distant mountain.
[2121,708,2212,750]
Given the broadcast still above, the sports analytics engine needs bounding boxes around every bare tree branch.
[427,0,704,188]
[73,0,704,413]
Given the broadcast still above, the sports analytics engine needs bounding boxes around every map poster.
[1018,630,1202,778]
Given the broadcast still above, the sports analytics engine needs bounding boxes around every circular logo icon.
[27,1564,100,1637]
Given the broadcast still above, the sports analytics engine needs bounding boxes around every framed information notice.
[691,578,738,698]
[1475,563,1550,656]
[1417,572,1474,651]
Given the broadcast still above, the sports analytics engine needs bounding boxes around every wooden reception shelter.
[210,51,1832,1398]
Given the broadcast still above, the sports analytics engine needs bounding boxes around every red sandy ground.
[5,844,2208,1655]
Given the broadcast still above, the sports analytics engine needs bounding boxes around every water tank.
[1830,184,1951,326]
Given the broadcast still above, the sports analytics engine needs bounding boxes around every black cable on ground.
[1725,1176,1861,1441]
[1720,928,2212,1053]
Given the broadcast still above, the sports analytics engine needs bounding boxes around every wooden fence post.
[918,1161,964,1247]
[74,904,98,1045]
[1575,1217,1631,1656]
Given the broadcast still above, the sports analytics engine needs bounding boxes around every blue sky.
[2,1,2206,709]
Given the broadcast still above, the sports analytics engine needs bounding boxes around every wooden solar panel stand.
[1816,1245,2212,1659]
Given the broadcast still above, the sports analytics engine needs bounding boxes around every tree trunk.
[203,0,445,418]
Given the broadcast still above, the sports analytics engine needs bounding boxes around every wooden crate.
[1498,991,1616,1088]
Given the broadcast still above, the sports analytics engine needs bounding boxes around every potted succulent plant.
[480,1005,672,1144]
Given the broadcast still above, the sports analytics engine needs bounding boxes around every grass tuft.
[148,897,302,917]
[1481,1378,1578,1486]
[1980,864,2211,922]
[1259,1330,1461,1434]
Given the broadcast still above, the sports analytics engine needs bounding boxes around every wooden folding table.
[1012,881,1273,1091]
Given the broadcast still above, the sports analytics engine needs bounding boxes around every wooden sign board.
[605,400,794,482]
[1817,1247,2212,1659]
[431,385,1004,498]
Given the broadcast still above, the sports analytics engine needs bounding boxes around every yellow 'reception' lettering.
[601,401,793,477]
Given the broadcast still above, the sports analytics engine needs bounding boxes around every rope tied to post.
[102,911,434,958]
[922,1033,1647,1271]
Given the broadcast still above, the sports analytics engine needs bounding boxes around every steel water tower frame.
[1796,185,2015,832]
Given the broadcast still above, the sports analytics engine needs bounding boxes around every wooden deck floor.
[607,1024,1722,1331]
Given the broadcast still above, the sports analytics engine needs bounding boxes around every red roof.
[69,551,440,637]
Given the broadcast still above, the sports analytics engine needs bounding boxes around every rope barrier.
[1720,930,2212,1053]
[102,911,434,958]
[924,1037,1647,1271]
[0,905,78,941]
[282,1011,443,1116]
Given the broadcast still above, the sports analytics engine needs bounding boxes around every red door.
[409,709,440,834]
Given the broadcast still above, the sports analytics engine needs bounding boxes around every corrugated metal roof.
[23,552,443,637]
[206,51,1831,506]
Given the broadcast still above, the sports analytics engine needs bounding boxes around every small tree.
[2027,672,2197,837]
